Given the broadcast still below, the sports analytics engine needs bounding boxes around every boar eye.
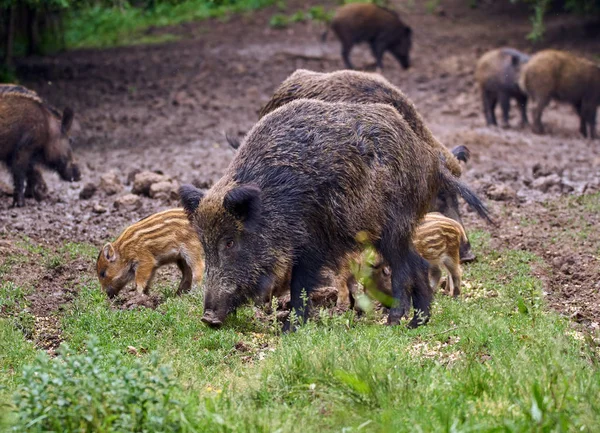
[100,270,106,279]
[225,240,234,249]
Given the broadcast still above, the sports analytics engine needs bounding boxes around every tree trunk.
[3,5,16,66]
[26,6,40,56]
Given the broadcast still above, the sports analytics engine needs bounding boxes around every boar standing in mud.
[250,69,477,262]
[0,84,81,207]
[97,208,205,298]
[323,3,412,71]
[181,99,491,330]
[519,49,600,139]
[475,48,530,128]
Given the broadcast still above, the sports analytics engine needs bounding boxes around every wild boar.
[181,99,491,330]
[253,69,478,261]
[475,47,530,127]
[96,208,205,298]
[0,84,81,207]
[519,49,600,138]
[323,3,412,70]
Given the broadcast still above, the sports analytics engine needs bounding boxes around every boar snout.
[105,286,119,298]
[201,310,224,327]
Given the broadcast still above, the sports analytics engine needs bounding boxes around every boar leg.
[25,167,47,201]
[482,90,497,126]
[285,256,322,331]
[176,258,193,295]
[341,43,355,70]
[380,237,413,325]
[429,264,443,292]
[134,259,156,295]
[581,100,597,139]
[369,40,385,70]
[11,136,35,207]
[442,255,461,297]
[408,254,432,328]
[499,91,511,128]
[532,95,550,134]
[516,93,528,126]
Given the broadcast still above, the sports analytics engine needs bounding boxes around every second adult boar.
[519,49,600,138]
[0,84,81,207]
[475,47,530,127]
[324,3,412,71]
[181,99,491,330]
[254,69,477,261]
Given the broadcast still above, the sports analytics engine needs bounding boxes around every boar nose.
[201,310,223,327]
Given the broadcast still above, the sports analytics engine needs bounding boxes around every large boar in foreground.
[323,3,412,71]
[475,48,530,127]
[254,69,477,262]
[0,85,81,207]
[519,49,600,138]
[181,99,491,330]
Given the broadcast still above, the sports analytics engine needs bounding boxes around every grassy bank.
[1,227,599,431]
[63,0,280,49]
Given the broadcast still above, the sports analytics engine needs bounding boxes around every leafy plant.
[11,337,189,433]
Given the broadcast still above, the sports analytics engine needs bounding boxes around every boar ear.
[103,243,116,262]
[179,184,205,215]
[223,184,262,229]
[61,107,74,134]
[225,132,241,150]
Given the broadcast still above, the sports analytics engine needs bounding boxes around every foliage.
[11,338,189,433]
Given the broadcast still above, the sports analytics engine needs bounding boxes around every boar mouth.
[201,310,225,327]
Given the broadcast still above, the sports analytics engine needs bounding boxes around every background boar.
[0,84,81,207]
[181,99,491,330]
[254,69,478,261]
[97,208,205,298]
[519,49,600,138]
[475,47,530,127]
[323,3,412,70]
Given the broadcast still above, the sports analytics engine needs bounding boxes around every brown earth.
[1,0,599,347]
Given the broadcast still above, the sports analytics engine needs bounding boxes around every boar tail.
[321,29,329,42]
[439,164,494,225]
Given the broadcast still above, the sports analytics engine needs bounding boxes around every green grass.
[1,230,600,431]
[64,0,279,49]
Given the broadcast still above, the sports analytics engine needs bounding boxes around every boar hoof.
[386,311,403,326]
[201,312,223,328]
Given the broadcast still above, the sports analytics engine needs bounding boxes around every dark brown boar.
[0,84,81,207]
[323,3,412,71]
[519,49,600,138]
[181,99,491,330]
[255,69,477,261]
[475,48,530,127]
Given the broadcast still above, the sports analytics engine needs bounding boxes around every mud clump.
[113,193,142,211]
[99,171,123,196]
[132,171,172,196]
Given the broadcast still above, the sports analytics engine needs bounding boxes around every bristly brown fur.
[96,208,205,298]
[0,84,80,207]
[258,69,463,177]
[519,49,600,139]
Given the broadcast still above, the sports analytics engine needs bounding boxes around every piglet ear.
[61,107,74,134]
[223,184,262,230]
[179,184,205,215]
[103,243,116,262]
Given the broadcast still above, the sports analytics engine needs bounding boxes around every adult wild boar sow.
[519,49,600,138]
[0,85,81,207]
[475,48,530,127]
[324,3,412,70]
[254,69,477,261]
[181,99,491,330]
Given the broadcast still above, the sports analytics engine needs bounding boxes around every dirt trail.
[1,0,599,338]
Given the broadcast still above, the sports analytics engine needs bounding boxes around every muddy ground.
[1,0,599,347]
